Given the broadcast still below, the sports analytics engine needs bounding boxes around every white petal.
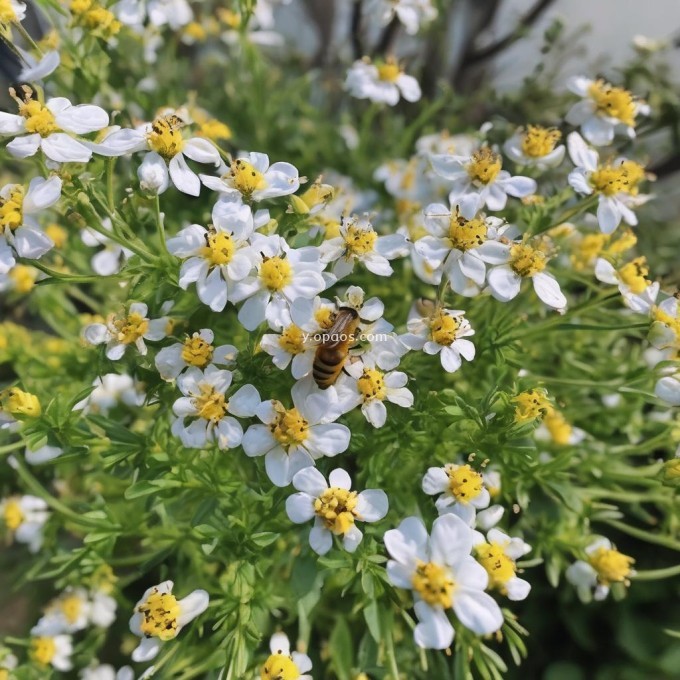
[413,602,454,650]
[309,519,333,555]
[355,489,388,522]
[328,468,352,490]
[532,272,567,310]
[177,589,209,627]
[452,588,503,635]
[169,153,200,196]
[42,133,92,162]
[430,513,473,568]
[286,493,316,523]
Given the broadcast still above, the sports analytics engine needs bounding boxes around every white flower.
[594,257,659,313]
[28,626,73,671]
[335,359,413,428]
[0,0,26,24]
[416,204,511,296]
[90,590,118,628]
[472,528,531,601]
[137,152,170,193]
[655,373,680,406]
[402,306,476,373]
[431,147,536,219]
[0,494,49,552]
[261,632,312,680]
[384,514,503,649]
[200,152,300,201]
[318,214,407,279]
[566,537,635,602]
[73,373,146,415]
[487,241,567,311]
[565,76,649,146]
[649,296,680,352]
[422,463,490,524]
[345,58,421,106]
[166,198,266,312]
[129,580,209,662]
[0,89,109,163]
[90,115,221,196]
[114,0,192,30]
[0,176,61,273]
[17,48,60,82]
[231,234,326,331]
[503,126,565,169]
[37,588,92,634]
[286,467,388,555]
[567,132,651,234]
[83,302,169,360]
[367,0,437,34]
[171,366,260,450]
[80,663,136,680]
[242,383,350,487]
[155,328,237,381]
[24,443,63,465]
[81,218,133,276]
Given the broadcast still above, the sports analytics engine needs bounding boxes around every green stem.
[0,440,24,455]
[106,157,115,212]
[631,564,680,580]
[13,456,108,529]
[386,629,401,680]
[600,519,680,551]
[153,194,172,260]
[22,259,119,284]
[14,22,43,55]
[533,195,599,235]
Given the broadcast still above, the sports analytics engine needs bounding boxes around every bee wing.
[322,311,358,349]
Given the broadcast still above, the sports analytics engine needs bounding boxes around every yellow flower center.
[301,181,334,210]
[181,334,214,367]
[314,306,335,330]
[112,312,149,345]
[357,368,386,402]
[513,389,550,424]
[278,325,305,355]
[201,231,235,266]
[520,125,562,158]
[344,223,377,256]
[544,408,573,445]
[271,405,309,446]
[448,214,488,251]
[59,594,85,625]
[588,80,637,127]
[590,160,646,197]
[260,256,293,292]
[510,243,547,277]
[199,119,232,142]
[147,115,185,159]
[588,547,634,585]
[137,590,180,641]
[0,387,41,417]
[572,233,609,270]
[412,561,455,608]
[194,386,228,423]
[446,464,484,504]
[0,185,23,231]
[377,62,401,82]
[261,654,300,680]
[653,307,680,340]
[0,0,17,23]
[30,637,56,666]
[228,159,267,198]
[9,264,37,294]
[618,257,649,294]
[70,0,120,36]
[466,148,502,185]
[45,223,68,248]
[606,228,637,255]
[430,311,460,346]
[314,487,358,534]
[3,499,23,531]
[184,21,207,42]
[476,542,517,591]
[19,100,59,137]
[218,8,242,29]
[90,564,117,594]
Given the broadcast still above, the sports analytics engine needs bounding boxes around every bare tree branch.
[463,0,557,66]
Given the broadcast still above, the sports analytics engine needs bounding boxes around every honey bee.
[312,307,360,389]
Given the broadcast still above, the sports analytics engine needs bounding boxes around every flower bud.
[138,152,169,194]
[1,388,41,417]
